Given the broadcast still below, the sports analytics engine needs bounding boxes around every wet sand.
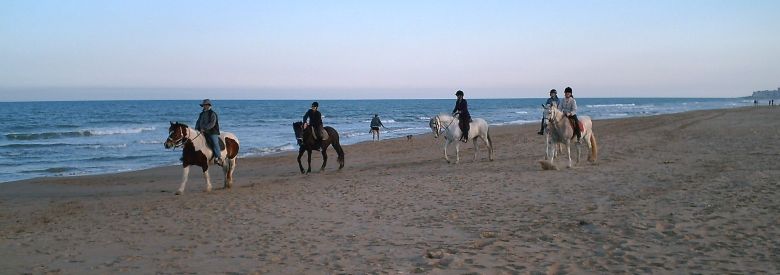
[1,106,778,274]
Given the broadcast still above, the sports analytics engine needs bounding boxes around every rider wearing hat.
[452,90,471,143]
[303,101,324,149]
[195,99,223,166]
[560,87,581,143]
[538,89,561,135]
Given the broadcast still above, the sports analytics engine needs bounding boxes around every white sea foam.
[586,104,636,108]
[88,127,156,136]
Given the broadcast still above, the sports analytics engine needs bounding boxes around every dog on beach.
[406,135,413,142]
[539,160,559,170]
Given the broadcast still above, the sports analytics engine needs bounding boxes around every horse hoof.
[175,190,182,195]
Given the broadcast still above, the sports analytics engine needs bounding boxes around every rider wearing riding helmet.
[538,89,560,135]
[303,101,324,149]
[452,90,471,143]
[560,87,581,143]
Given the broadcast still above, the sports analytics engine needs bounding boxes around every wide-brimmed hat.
[455,90,464,96]
[199,99,212,106]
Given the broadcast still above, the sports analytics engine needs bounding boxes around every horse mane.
[436,113,455,121]
[172,121,189,128]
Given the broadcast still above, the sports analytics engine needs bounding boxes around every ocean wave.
[502,120,537,125]
[586,103,637,108]
[0,142,71,148]
[88,127,156,135]
[22,167,79,174]
[514,111,529,114]
[84,143,128,149]
[243,143,297,156]
[4,127,156,140]
[138,140,162,144]
[88,155,149,162]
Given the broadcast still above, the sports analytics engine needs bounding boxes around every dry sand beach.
[1,107,778,274]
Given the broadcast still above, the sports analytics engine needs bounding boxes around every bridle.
[431,115,456,138]
[167,125,202,149]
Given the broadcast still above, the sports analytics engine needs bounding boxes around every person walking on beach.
[452,90,471,143]
[369,114,386,141]
[560,87,581,143]
[303,101,324,150]
[538,89,561,135]
[195,99,223,166]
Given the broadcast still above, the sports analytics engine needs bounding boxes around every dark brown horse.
[293,121,344,174]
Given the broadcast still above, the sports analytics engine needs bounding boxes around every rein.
[168,127,203,150]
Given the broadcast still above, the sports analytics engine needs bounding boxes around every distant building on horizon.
[746,87,780,99]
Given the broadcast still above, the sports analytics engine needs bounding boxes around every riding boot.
[575,130,582,143]
[538,119,545,135]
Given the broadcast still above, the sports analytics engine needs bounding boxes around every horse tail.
[329,128,345,169]
[588,132,598,162]
[487,127,494,151]
[487,127,495,160]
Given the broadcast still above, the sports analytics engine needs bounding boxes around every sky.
[1,0,779,101]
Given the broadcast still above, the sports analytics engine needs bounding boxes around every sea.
[0,98,752,183]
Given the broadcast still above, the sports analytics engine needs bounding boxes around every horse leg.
[176,166,190,195]
[566,144,573,168]
[576,141,582,164]
[306,150,312,174]
[297,148,306,174]
[203,168,212,192]
[320,146,328,172]
[545,134,550,160]
[473,138,479,161]
[455,141,460,164]
[225,157,235,189]
[443,139,450,163]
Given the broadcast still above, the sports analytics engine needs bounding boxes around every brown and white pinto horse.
[164,122,239,195]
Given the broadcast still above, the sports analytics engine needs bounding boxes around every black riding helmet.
[550,89,557,94]
[455,90,464,96]
[311,101,319,107]
[564,87,572,94]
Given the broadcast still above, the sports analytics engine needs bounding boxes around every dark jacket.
[370,117,384,128]
[303,109,323,127]
[452,98,471,119]
[196,109,220,135]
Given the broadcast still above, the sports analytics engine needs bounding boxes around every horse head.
[545,103,564,124]
[165,122,189,149]
[429,116,441,138]
[292,121,304,146]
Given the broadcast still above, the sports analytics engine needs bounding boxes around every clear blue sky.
[1,0,778,100]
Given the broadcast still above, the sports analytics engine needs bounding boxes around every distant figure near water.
[369,114,386,141]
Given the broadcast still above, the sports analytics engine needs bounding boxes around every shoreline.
[3,103,752,185]
[1,106,778,273]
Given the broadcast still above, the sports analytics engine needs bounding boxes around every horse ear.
[170,121,174,125]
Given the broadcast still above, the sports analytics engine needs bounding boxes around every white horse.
[544,105,598,168]
[164,122,240,195]
[429,114,494,164]
[541,105,565,160]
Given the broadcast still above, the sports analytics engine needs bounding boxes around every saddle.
[307,126,329,141]
[567,117,584,132]
[204,135,226,152]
